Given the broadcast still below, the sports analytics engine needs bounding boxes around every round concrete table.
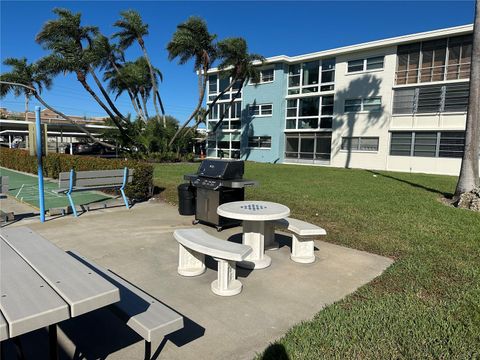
[217,201,290,269]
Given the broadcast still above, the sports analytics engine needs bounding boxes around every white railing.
[395,62,471,85]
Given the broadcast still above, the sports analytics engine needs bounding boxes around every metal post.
[35,106,46,223]
[48,324,58,360]
[8,134,11,148]
[120,167,130,209]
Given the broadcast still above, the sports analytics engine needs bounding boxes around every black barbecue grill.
[184,159,258,231]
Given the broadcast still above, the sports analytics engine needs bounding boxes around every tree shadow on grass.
[366,170,453,198]
[260,343,290,360]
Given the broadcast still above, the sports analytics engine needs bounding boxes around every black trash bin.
[178,183,195,215]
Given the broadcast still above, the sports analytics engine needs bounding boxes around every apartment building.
[205,24,476,176]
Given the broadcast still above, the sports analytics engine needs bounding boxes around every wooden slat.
[0,310,9,341]
[75,169,125,179]
[75,175,133,187]
[75,177,124,187]
[70,251,184,343]
[1,227,120,317]
[0,240,69,337]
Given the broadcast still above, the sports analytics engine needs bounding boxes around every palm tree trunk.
[88,66,126,121]
[155,90,166,126]
[212,81,244,133]
[203,75,238,119]
[75,71,128,139]
[140,89,150,119]
[135,94,147,120]
[110,59,146,121]
[454,0,480,197]
[168,62,208,147]
[139,39,164,127]
[33,93,116,149]
[24,94,29,121]
[128,91,146,121]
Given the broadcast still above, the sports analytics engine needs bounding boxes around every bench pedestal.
[290,235,315,264]
[177,244,206,276]
[211,258,242,296]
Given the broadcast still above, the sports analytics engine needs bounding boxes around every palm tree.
[94,34,147,121]
[211,37,265,133]
[454,0,480,200]
[167,16,217,146]
[0,57,113,148]
[113,10,165,126]
[105,57,162,122]
[35,8,129,139]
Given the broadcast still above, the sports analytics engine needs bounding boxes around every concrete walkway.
[1,200,393,360]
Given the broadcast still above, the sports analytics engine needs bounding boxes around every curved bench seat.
[173,229,252,296]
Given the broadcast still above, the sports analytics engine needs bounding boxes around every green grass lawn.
[154,162,480,359]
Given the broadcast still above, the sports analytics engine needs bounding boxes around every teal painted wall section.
[240,63,287,163]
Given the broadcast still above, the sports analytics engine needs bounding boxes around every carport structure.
[0,119,115,154]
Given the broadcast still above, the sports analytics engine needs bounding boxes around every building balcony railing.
[395,63,470,85]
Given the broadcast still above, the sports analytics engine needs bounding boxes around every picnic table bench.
[55,168,133,217]
[272,217,327,263]
[70,251,184,359]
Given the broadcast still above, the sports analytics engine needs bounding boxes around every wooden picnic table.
[0,226,120,359]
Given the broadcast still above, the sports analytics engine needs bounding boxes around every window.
[252,68,274,84]
[390,132,413,156]
[366,56,385,70]
[321,58,335,83]
[300,97,319,117]
[347,56,385,73]
[248,136,271,148]
[207,74,243,102]
[286,96,334,130]
[288,59,335,94]
[344,97,382,112]
[302,61,319,86]
[395,35,472,85]
[439,132,465,158]
[341,137,379,152]
[249,103,273,117]
[392,88,416,114]
[208,75,218,94]
[392,83,469,115]
[413,132,437,157]
[444,82,469,112]
[347,59,364,73]
[344,99,362,112]
[285,133,332,161]
[390,131,466,158]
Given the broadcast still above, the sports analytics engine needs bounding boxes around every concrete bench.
[272,218,327,264]
[56,168,133,217]
[69,251,184,360]
[173,229,253,296]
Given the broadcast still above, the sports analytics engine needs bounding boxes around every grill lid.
[197,159,244,179]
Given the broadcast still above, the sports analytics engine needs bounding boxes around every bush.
[0,148,153,200]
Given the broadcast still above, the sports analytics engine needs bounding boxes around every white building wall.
[330,46,397,171]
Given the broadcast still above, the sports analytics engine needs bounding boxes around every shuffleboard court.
[0,167,112,210]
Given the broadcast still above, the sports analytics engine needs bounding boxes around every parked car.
[64,142,116,155]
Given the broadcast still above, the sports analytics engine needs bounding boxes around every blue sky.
[0,1,475,125]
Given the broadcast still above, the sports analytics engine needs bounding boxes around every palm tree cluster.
[166,16,265,145]
[1,8,167,150]
[1,9,266,156]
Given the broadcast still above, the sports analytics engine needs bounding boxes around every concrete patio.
[1,199,393,360]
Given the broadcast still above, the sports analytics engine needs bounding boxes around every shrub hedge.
[0,148,153,200]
